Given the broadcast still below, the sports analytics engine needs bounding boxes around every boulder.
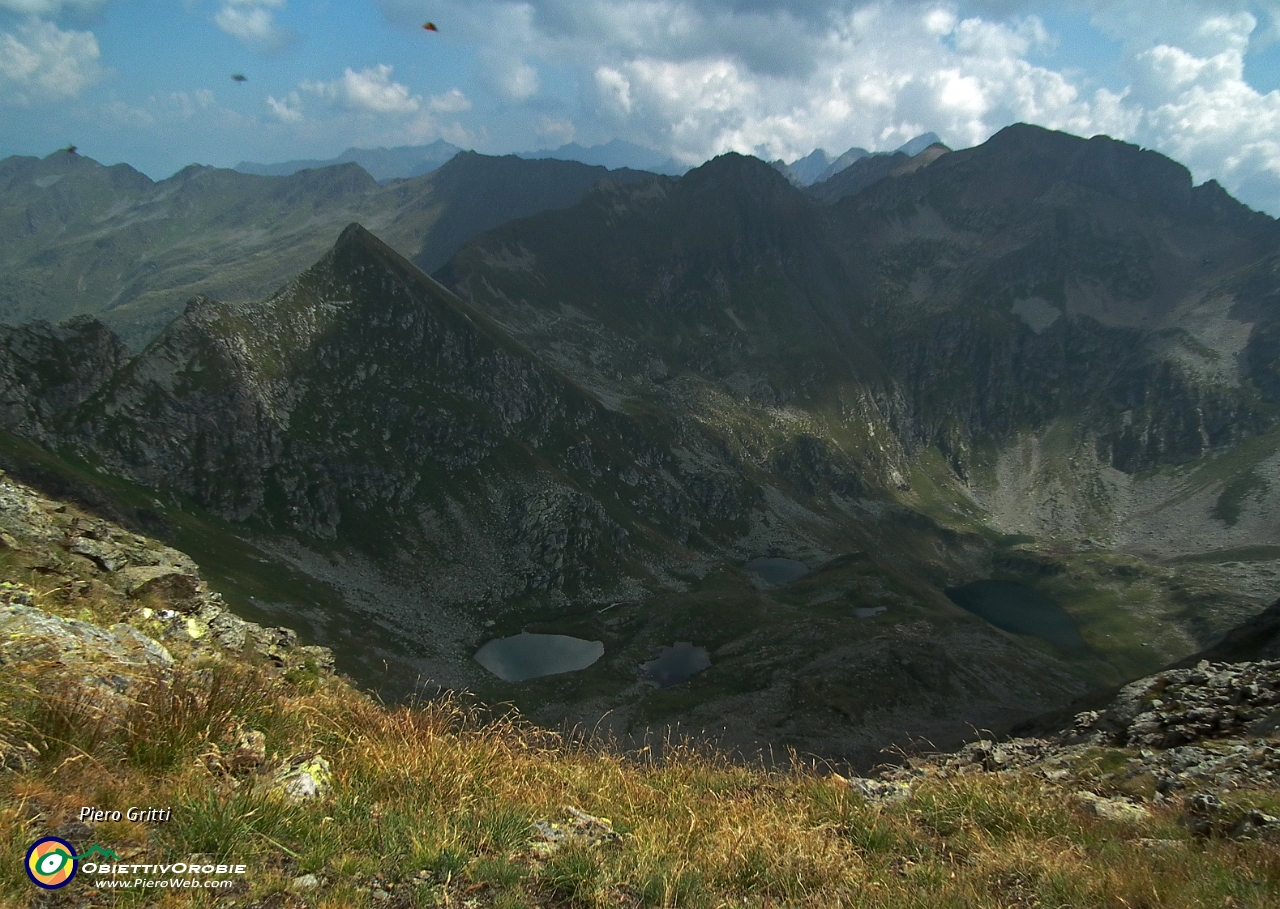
[118,565,202,610]
[270,753,332,802]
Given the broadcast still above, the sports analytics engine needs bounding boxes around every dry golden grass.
[2,577,1279,908]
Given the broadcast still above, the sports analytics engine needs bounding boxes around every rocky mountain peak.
[683,151,799,198]
[930,124,1275,231]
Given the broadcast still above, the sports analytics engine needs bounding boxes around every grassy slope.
[2,505,1278,909]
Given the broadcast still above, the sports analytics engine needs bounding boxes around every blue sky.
[2,0,1279,215]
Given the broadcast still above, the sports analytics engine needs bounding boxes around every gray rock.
[1078,793,1151,823]
[0,604,173,675]
[118,565,201,609]
[67,536,128,572]
[1231,809,1279,839]
[270,754,332,802]
[290,873,320,891]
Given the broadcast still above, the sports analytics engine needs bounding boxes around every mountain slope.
[0,220,1127,762]
[5,124,1280,762]
[808,143,950,203]
[434,123,1280,678]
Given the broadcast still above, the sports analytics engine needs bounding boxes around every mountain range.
[0,149,654,347]
[233,135,939,187]
[774,132,945,186]
[516,139,689,176]
[234,138,463,182]
[235,138,690,183]
[2,123,1279,764]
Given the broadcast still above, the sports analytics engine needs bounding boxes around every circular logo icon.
[25,837,77,889]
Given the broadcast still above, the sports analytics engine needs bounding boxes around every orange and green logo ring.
[25,837,77,889]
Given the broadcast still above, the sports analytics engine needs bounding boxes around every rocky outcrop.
[0,470,336,775]
[850,657,1280,840]
[0,316,129,443]
[1069,659,1280,747]
[0,469,332,674]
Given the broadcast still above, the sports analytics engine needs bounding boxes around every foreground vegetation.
[3,593,1279,909]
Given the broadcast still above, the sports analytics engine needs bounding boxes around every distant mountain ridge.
[773,132,945,186]
[516,138,689,176]
[0,149,657,346]
[234,137,691,183]
[807,141,951,203]
[235,139,463,182]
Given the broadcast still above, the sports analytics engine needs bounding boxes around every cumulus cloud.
[302,64,421,113]
[0,18,102,106]
[481,54,539,101]
[1125,10,1280,211]
[537,115,576,144]
[429,87,471,113]
[266,90,304,122]
[214,0,290,52]
[271,66,475,150]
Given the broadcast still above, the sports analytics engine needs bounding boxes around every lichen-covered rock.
[270,753,332,802]
[67,536,128,572]
[0,581,34,607]
[1077,793,1150,823]
[531,807,617,856]
[0,603,174,679]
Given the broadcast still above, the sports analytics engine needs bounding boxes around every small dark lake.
[639,642,712,688]
[474,632,604,682]
[945,580,1090,654]
[746,557,810,586]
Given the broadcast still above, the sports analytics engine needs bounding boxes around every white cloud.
[429,87,471,113]
[594,66,632,115]
[1124,12,1280,212]
[0,18,102,106]
[537,115,576,144]
[483,55,539,101]
[100,88,222,127]
[214,0,290,52]
[0,0,104,14]
[366,0,1280,214]
[267,90,304,122]
[101,99,155,128]
[302,64,421,114]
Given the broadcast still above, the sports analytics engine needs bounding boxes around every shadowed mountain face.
[3,123,1280,763]
[807,143,949,204]
[444,125,1280,478]
[0,150,658,347]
